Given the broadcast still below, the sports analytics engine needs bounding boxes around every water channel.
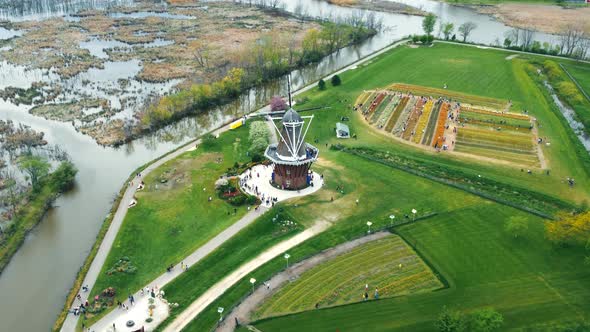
[0,0,565,330]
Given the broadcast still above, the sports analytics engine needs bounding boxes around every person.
[113,323,116,331]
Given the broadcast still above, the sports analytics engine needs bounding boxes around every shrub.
[318,79,326,90]
[331,75,341,86]
[201,134,217,148]
[50,160,77,192]
[556,81,584,104]
[412,35,420,43]
[270,96,288,112]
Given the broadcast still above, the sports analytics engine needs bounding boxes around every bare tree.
[193,43,210,68]
[458,22,477,42]
[0,170,23,218]
[521,29,535,50]
[559,24,585,57]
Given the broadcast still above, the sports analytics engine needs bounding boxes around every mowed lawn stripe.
[257,235,442,318]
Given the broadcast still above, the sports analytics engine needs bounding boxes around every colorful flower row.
[412,99,434,144]
[401,98,426,140]
[432,102,449,148]
[461,106,530,120]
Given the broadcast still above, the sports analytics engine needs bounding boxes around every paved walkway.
[89,207,269,332]
[163,220,331,332]
[216,232,391,332]
[61,123,249,332]
[239,164,323,208]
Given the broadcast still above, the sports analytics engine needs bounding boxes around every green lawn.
[242,44,590,331]
[562,64,590,98]
[296,43,590,204]
[253,204,590,331]
[81,124,253,326]
[81,43,590,332]
[256,235,443,319]
[153,207,302,330]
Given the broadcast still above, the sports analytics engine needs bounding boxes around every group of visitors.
[362,283,379,302]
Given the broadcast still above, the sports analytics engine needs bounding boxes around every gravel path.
[216,232,392,332]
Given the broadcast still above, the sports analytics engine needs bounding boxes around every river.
[0,0,559,331]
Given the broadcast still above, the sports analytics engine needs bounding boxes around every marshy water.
[0,0,575,330]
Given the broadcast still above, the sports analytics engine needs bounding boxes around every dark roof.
[282,108,302,123]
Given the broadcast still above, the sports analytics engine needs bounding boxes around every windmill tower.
[264,77,319,190]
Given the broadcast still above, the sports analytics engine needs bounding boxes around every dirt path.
[216,232,392,332]
[162,220,331,332]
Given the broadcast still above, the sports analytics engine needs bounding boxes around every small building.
[336,122,350,139]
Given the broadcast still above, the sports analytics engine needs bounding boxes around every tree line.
[133,9,379,137]
[416,13,590,60]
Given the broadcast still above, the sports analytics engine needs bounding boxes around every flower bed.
[375,94,401,128]
[412,99,435,144]
[392,96,417,136]
[365,92,386,117]
[356,84,541,168]
[384,95,409,132]
[369,94,392,123]
[432,102,449,148]
[401,97,426,140]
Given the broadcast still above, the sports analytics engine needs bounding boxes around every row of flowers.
[412,99,435,144]
[432,102,450,148]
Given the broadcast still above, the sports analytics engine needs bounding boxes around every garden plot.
[255,235,442,318]
[359,83,541,168]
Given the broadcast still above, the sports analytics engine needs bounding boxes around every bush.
[318,79,326,90]
[201,134,217,148]
[412,35,420,43]
[249,121,270,159]
[556,81,584,104]
[420,35,428,44]
[331,75,341,86]
[50,160,77,192]
[270,96,288,112]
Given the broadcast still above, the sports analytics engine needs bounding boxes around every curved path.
[163,220,331,332]
[216,232,391,332]
[61,38,412,332]
[60,122,250,332]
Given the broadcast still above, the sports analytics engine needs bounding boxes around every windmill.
[264,76,319,190]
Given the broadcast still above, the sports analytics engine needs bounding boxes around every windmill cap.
[282,108,302,123]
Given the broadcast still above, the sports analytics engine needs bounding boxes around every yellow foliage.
[546,211,590,246]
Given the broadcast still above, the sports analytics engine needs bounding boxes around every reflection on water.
[0,26,22,39]
[0,60,58,89]
[544,81,590,152]
[108,11,195,20]
[0,0,135,21]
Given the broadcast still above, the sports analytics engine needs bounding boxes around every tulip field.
[255,235,443,319]
[356,83,541,167]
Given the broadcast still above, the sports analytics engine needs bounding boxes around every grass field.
[80,124,254,326]
[253,204,590,331]
[563,64,590,98]
[244,43,590,331]
[154,207,302,330]
[81,43,590,332]
[298,43,590,204]
[256,235,443,319]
